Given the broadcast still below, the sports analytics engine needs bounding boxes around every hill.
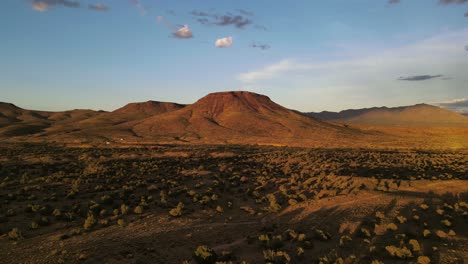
[0,101,185,139]
[307,104,468,127]
[132,91,366,146]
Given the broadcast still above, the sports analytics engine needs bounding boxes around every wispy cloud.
[215,37,233,48]
[236,9,254,16]
[431,98,468,113]
[191,10,261,29]
[439,0,468,4]
[129,0,147,16]
[237,29,468,106]
[238,60,298,83]
[88,4,109,12]
[157,16,193,39]
[389,0,468,5]
[32,0,80,12]
[250,42,271,50]
[398,75,443,81]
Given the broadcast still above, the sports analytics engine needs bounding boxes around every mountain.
[306,104,468,127]
[132,91,365,146]
[113,101,186,116]
[0,101,185,139]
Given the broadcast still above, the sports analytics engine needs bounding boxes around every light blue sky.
[1,0,467,112]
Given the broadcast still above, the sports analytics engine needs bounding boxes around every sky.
[1,0,467,113]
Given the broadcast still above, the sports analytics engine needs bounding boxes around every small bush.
[386,223,398,231]
[117,219,126,227]
[8,228,23,240]
[385,245,412,259]
[134,206,144,214]
[408,239,421,253]
[83,214,96,230]
[263,249,291,264]
[169,202,184,217]
[193,245,217,264]
[417,256,431,264]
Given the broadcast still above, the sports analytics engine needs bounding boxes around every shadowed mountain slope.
[0,101,185,138]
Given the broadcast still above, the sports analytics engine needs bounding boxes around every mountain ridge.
[306,103,468,127]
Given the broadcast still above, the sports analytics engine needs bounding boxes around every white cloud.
[31,0,80,12]
[431,98,468,113]
[432,98,468,104]
[33,2,49,11]
[215,37,233,48]
[173,25,193,39]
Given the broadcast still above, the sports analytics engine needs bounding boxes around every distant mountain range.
[305,104,468,127]
[1,91,467,147]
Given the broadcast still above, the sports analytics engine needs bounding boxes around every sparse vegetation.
[0,143,466,263]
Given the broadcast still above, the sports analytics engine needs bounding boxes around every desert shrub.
[98,219,109,226]
[117,219,126,227]
[423,229,431,238]
[134,205,144,214]
[417,256,431,264]
[39,216,50,226]
[120,204,129,215]
[313,229,331,241]
[359,227,372,238]
[8,228,23,240]
[52,209,62,218]
[193,245,218,264]
[420,204,429,210]
[263,249,291,264]
[6,208,16,217]
[265,194,281,212]
[408,239,421,253]
[385,245,412,259]
[396,215,407,224]
[30,221,39,230]
[296,233,306,242]
[386,223,398,231]
[441,219,451,227]
[375,211,385,220]
[83,214,96,230]
[258,234,270,246]
[169,202,184,217]
[240,206,255,215]
[100,195,112,205]
[339,235,352,247]
[284,229,297,240]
